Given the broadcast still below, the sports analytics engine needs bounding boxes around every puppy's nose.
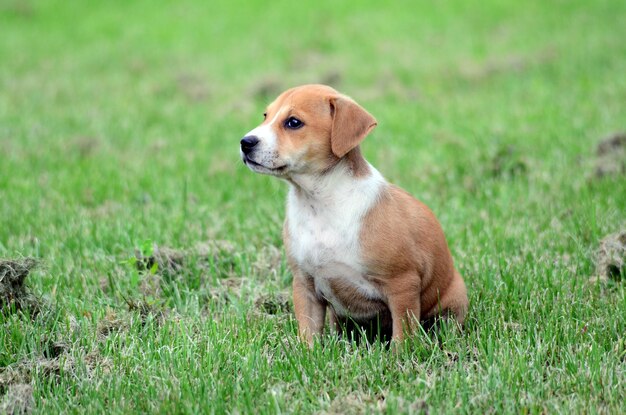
[240,136,259,155]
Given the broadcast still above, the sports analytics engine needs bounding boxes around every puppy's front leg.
[387,279,421,342]
[292,271,326,347]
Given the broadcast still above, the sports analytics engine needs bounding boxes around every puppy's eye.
[263,112,267,120]
[285,117,304,129]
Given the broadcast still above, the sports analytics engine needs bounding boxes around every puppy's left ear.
[329,96,377,158]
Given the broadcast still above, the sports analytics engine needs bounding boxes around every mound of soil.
[134,240,237,278]
[488,145,528,178]
[595,132,626,177]
[254,292,291,315]
[593,231,626,282]
[0,259,41,315]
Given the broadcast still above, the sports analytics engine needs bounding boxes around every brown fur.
[360,185,468,340]
[249,84,468,345]
[343,147,371,178]
[329,96,377,158]
[259,85,376,177]
[266,85,336,174]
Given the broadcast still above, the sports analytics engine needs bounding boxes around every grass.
[1,0,625,413]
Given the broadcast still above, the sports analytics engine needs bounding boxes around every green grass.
[1,0,625,413]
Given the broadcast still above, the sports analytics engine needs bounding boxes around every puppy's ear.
[329,96,377,158]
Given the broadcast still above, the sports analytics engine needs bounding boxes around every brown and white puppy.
[240,84,468,345]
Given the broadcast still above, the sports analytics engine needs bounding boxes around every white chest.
[285,167,387,317]
[287,194,363,278]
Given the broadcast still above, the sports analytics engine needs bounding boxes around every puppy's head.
[240,84,377,177]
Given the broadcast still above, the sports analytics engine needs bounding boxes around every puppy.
[240,84,468,345]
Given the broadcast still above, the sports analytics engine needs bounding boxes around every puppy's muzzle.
[240,135,259,155]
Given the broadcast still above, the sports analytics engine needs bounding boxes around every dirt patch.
[97,309,129,339]
[615,336,626,361]
[1,1,35,18]
[374,70,421,102]
[123,296,168,327]
[2,309,111,393]
[487,145,528,178]
[0,384,33,415]
[288,50,327,71]
[139,273,163,298]
[251,245,283,274]
[592,231,626,282]
[594,132,626,178]
[321,71,343,88]
[0,259,41,316]
[254,292,291,315]
[458,48,557,81]
[176,72,210,103]
[323,392,386,415]
[128,240,242,312]
[134,240,237,279]
[97,305,160,339]
[250,78,283,102]
[321,392,426,415]
[0,352,111,396]
[198,277,244,310]
[195,240,238,278]
[42,338,70,359]
[70,136,100,158]
[0,359,65,391]
[135,246,185,275]
[97,296,175,339]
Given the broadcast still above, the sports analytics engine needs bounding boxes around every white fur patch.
[287,162,387,319]
[242,111,283,169]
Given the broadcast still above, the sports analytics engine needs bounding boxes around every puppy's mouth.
[243,156,288,175]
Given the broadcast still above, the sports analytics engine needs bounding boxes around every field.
[1,0,625,413]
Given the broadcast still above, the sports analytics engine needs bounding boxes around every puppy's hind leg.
[386,276,422,342]
[439,270,468,326]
